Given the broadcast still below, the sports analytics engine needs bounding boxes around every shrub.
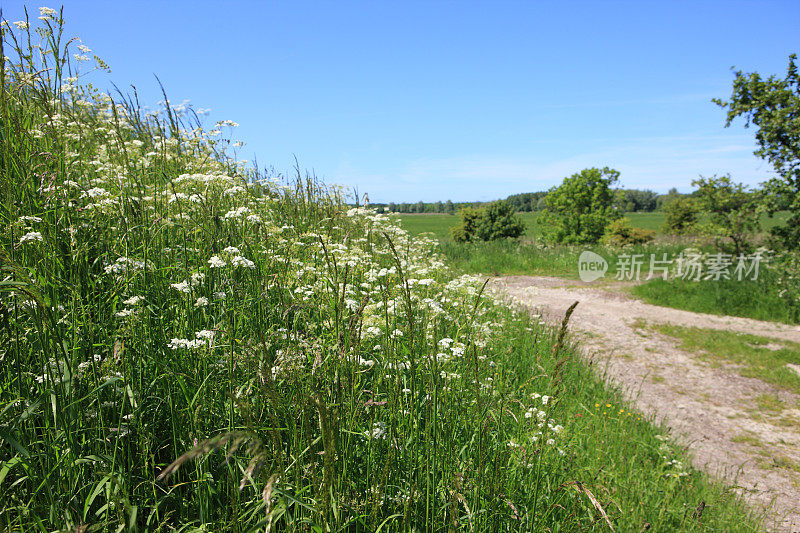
[450,206,483,242]
[538,167,622,244]
[692,175,760,254]
[475,200,525,240]
[662,197,699,234]
[601,218,655,246]
[450,201,524,242]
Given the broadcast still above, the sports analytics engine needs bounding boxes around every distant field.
[393,210,790,242]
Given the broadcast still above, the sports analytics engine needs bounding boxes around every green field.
[392,211,799,324]
[393,211,791,242]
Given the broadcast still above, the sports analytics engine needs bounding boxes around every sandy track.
[491,275,800,532]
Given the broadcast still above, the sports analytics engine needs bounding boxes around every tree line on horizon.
[371,187,692,214]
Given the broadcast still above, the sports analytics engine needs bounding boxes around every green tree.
[450,201,525,242]
[662,197,699,234]
[476,200,525,241]
[623,189,658,212]
[714,54,800,247]
[538,167,622,244]
[693,175,761,254]
[450,207,483,242]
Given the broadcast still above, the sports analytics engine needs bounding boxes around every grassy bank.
[0,12,760,531]
[632,274,800,325]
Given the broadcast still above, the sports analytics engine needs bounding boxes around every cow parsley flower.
[231,256,255,269]
[195,330,215,341]
[208,255,226,268]
[170,280,191,293]
[20,231,44,244]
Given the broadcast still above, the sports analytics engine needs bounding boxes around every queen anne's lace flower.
[19,232,43,244]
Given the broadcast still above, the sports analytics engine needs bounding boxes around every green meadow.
[392,211,800,325]
[392,211,790,242]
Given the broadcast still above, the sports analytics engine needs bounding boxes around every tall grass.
[0,10,762,531]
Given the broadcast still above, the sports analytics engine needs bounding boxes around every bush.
[538,167,622,244]
[693,175,760,254]
[662,197,699,234]
[601,218,655,246]
[450,201,525,242]
[450,206,483,242]
[476,200,526,240]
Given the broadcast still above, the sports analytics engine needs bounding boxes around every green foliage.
[621,189,658,212]
[601,217,655,246]
[450,206,483,242]
[538,167,622,244]
[715,54,800,248]
[505,191,549,212]
[662,197,699,234]
[450,201,524,242]
[692,175,761,254]
[475,200,526,240]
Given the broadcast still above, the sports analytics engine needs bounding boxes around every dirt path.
[491,275,800,532]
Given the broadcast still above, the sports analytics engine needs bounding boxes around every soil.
[490,275,800,532]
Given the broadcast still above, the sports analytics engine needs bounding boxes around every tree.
[450,207,483,242]
[475,200,525,241]
[714,54,800,247]
[445,200,455,213]
[538,167,622,244]
[692,175,761,254]
[662,196,699,234]
[623,189,658,212]
[449,201,525,242]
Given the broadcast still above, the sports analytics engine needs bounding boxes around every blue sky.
[4,1,799,202]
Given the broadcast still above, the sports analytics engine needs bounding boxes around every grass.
[643,324,800,395]
[631,272,800,325]
[395,210,800,325]
[393,211,792,243]
[393,211,665,242]
[0,12,763,532]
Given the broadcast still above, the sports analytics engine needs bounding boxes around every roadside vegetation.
[638,323,800,396]
[0,10,764,531]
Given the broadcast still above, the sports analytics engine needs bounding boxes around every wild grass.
[642,324,800,395]
[0,10,762,531]
[631,273,800,325]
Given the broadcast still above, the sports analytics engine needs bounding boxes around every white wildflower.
[208,255,226,268]
[170,280,191,294]
[123,296,143,306]
[19,232,43,244]
[231,256,255,269]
